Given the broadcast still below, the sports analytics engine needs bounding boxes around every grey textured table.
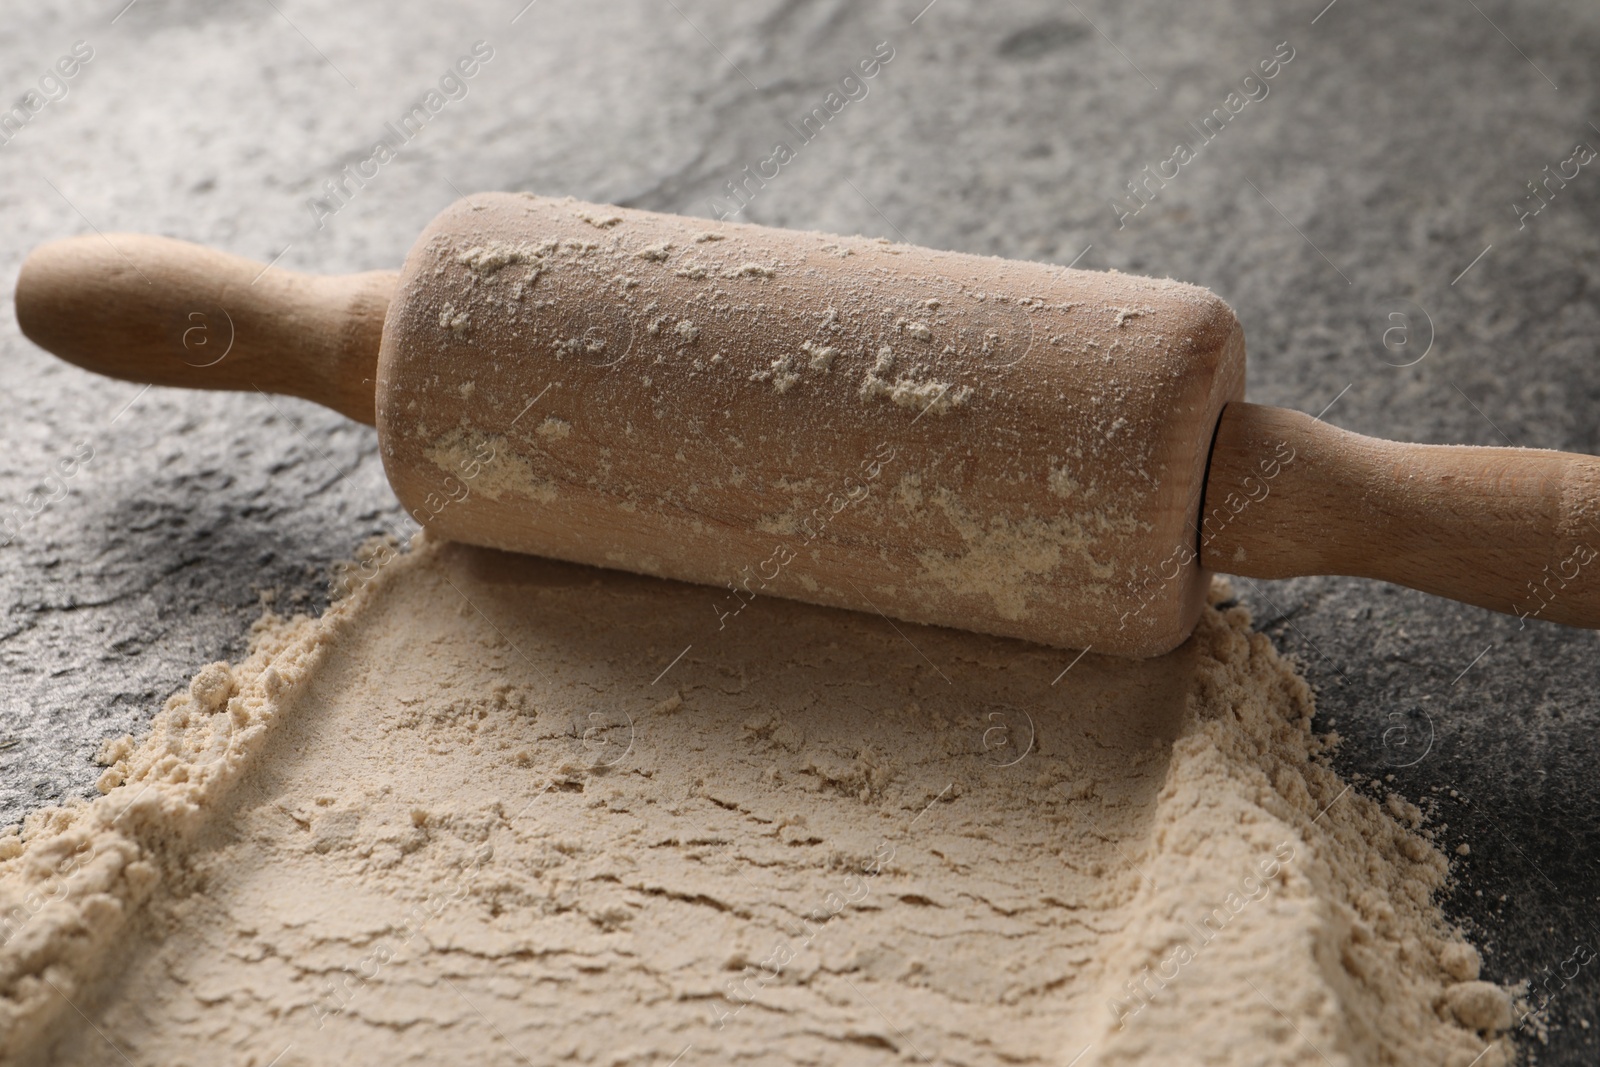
[2,0,1596,1061]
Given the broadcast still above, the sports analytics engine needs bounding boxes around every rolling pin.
[14,192,1600,656]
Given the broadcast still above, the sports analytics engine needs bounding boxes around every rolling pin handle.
[1202,402,1600,631]
[14,234,394,425]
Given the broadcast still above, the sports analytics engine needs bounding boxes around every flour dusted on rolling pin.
[375,194,1245,656]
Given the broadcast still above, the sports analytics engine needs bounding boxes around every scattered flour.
[913,486,1125,621]
[437,303,469,334]
[0,540,1511,1066]
[751,352,801,394]
[535,416,571,441]
[801,341,836,371]
[858,346,972,415]
[423,428,556,503]
[1048,465,1084,500]
[456,241,550,278]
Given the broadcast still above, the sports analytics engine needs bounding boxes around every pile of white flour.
[0,537,1510,1065]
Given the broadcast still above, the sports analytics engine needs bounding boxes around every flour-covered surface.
[1,0,1597,1061]
[0,540,1510,1065]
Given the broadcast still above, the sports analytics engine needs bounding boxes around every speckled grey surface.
[2,0,1597,1060]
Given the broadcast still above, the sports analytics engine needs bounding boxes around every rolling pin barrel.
[374,194,1246,656]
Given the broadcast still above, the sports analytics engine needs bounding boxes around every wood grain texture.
[376,194,1245,656]
[1202,402,1600,629]
[15,234,393,425]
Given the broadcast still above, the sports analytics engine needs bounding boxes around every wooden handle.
[14,235,394,425]
[1202,402,1600,628]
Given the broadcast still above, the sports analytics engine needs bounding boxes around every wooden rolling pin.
[15,193,1600,656]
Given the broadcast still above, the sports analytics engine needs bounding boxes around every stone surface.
[0,0,1595,1060]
